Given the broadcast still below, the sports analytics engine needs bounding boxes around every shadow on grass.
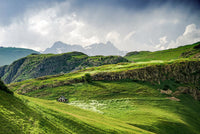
[0,91,113,134]
[128,120,192,134]
[88,81,107,89]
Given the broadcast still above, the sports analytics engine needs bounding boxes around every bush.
[84,73,92,83]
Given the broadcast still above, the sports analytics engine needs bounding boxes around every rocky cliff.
[92,60,200,85]
[91,60,200,100]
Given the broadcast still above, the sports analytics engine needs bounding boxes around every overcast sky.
[0,0,200,52]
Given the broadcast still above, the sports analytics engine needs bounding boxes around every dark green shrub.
[84,73,92,83]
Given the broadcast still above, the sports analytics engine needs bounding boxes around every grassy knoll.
[125,42,200,62]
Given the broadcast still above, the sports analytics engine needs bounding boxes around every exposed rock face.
[91,60,200,100]
[160,89,172,95]
[92,61,200,85]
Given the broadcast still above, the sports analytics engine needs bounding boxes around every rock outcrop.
[92,61,200,85]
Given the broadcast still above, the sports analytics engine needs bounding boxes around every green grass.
[2,42,200,133]
[17,80,162,100]
[0,90,152,134]
[4,80,200,134]
[8,58,199,93]
[1,51,128,84]
[125,42,200,62]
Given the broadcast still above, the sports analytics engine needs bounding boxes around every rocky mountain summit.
[43,41,126,56]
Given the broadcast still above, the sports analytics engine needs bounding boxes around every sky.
[0,0,200,52]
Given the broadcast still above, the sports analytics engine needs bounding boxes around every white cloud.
[0,1,199,52]
[183,24,197,36]
[124,31,136,41]
[155,36,168,50]
[106,31,120,44]
[168,24,200,48]
[0,2,101,51]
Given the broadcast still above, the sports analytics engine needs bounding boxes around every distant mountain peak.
[52,41,69,48]
[43,41,127,56]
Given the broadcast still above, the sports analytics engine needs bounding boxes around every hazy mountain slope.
[43,41,126,56]
[125,42,200,62]
[43,41,86,54]
[0,47,40,66]
[84,41,126,56]
[0,52,128,84]
[8,59,200,134]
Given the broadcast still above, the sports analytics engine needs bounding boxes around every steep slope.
[125,42,200,62]
[0,52,128,84]
[43,41,126,56]
[0,47,40,66]
[8,59,200,134]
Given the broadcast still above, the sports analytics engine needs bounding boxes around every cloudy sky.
[0,0,200,52]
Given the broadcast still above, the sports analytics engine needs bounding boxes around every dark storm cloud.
[0,0,65,25]
[0,0,199,51]
[70,0,200,12]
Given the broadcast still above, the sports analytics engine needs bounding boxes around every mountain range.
[43,41,127,56]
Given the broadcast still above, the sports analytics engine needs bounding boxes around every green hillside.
[7,58,200,134]
[2,42,200,134]
[0,52,128,84]
[0,84,151,134]
[0,47,39,66]
[125,42,200,62]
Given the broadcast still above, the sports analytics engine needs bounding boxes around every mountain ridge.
[43,41,127,56]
